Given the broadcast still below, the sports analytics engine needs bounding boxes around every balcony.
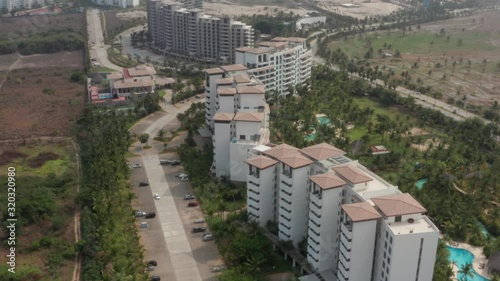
[340,231,352,250]
[248,172,260,182]
[310,193,322,210]
[341,221,353,235]
[338,262,350,281]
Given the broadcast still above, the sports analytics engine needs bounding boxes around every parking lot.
[129,152,223,281]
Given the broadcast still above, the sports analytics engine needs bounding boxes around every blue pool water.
[415,178,428,190]
[447,246,490,281]
[317,116,331,126]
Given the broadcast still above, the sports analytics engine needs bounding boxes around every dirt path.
[0,54,20,91]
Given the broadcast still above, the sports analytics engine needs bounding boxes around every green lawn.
[332,30,498,58]
[158,89,166,97]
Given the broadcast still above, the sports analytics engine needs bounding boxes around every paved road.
[86,8,122,71]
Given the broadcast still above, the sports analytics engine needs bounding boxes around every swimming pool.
[317,116,331,126]
[415,178,428,190]
[447,246,490,281]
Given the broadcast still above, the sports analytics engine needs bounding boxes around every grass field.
[0,142,78,281]
[329,11,500,107]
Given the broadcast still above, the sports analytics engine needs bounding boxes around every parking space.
[130,152,223,281]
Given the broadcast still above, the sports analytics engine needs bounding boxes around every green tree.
[138,133,150,145]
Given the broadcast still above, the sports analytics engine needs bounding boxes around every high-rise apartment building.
[147,0,253,63]
[245,142,439,281]
[235,37,312,95]
[90,0,139,8]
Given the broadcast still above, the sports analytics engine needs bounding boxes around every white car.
[153,194,160,200]
[176,173,188,178]
[180,176,189,182]
[184,194,195,200]
[203,233,214,241]
[212,266,225,272]
[132,164,142,168]
[194,218,205,224]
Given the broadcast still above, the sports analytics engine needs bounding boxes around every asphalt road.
[86,8,122,71]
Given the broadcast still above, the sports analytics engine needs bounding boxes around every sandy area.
[204,2,311,17]
[314,0,403,18]
[411,138,448,151]
[116,10,147,20]
[404,127,429,137]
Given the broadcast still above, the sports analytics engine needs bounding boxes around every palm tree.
[458,262,473,281]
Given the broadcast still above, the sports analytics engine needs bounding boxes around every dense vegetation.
[77,107,147,281]
[0,144,78,281]
[0,30,84,55]
[270,65,500,280]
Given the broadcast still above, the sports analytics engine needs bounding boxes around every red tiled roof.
[309,173,346,189]
[262,143,299,160]
[333,165,373,184]
[300,142,345,161]
[245,155,278,169]
[279,153,313,169]
[342,202,382,222]
[233,112,264,122]
[213,113,234,122]
[371,193,427,217]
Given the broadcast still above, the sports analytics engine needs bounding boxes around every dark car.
[150,276,161,281]
[170,160,181,166]
[139,182,149,187]
[145,212,156,219]
[160,159,172,165]
[192,226,206,233]
[188,201,199,207]
[146,260,157,267]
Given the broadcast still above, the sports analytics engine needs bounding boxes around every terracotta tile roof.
[333,165,373,184]
[217,88,237,96]
[233,74,252,84]
[250,65,275,72]
[107,72,123,80]
[300,142,345,161]
[127,65,156,77]
[213,112,234,122]
[309,173,346,189]
[342,202,382,222]
[236,84,266,94]
[215,78,233,85]
[204,67,224,74]
[220,64,248,72]
[262,143,299,160]
[273,37,307,43]
[235,47,271,55]
[258,41,288,48]
[279,153,313,169]
[233,112,264,122]
[245,155,278,169]
[113,78,153,89]
[371,193,427,217]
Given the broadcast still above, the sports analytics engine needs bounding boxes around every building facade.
[148,0,253,63]
[245,142,440,281]
[235,37,312,95]
[91,0,139,8]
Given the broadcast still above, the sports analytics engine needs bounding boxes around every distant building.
[147,0,253,63]
[296,16,326,30]
[235,37,312,95]
[90,0,139,8]
[0,0,43,12]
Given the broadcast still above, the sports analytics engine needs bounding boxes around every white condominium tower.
[235,37,312,95]
[147,0,253,63]
[245,142,439,281]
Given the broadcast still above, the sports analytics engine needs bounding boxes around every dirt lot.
[103,10,146,39]
[204,1,311,17]
[0,51,85,140]
[0,13,85,41]
[314,0,403,18]
[330,11,500,106]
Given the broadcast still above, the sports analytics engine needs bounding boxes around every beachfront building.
[245,142,440,281]
[235,37,312,95]
[147,0,253,63]
[205,64,270,182]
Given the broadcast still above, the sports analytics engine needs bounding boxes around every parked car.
[140,222,148,228]
[192,226,206,233]
[146,260,157,267]
[150,276,161,281]
[212,266,225,272]
[139,182,149,187]
[145,212,156,219]
[135,211,146,217]
[153,194,160,200]
[132,163,142,168]
[176,173,188,178]
[146,265,155,272]
[170,160,181,166]
[180,176,189,182]
[195,95,201,99]
[187,201,199,207]
[203,233,214,241]
[184,194,195,200]
[160,159,172,165]
[194,218,205,224]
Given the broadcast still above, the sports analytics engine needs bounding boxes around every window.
[240,135,246,140]
[395,216,402,222]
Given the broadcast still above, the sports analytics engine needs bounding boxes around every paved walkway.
[142,153,203,281]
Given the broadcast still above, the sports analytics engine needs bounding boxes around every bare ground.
[314,0,403,18]
[204,2,311,17]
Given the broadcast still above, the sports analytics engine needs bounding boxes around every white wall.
[247,164,277,226]
[239,94,266,112]
[205,73,223,129]
[214,121,231,178]
[234,120,261,141]
[218,95,235,113]
[347,219,378,281]
[282,165,310,246]
[229,141,255,182]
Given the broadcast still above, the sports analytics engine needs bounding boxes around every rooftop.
[245,155,278,170]
[371,193,427,217]
[273,37,307,43]
[258,41,288,48]
[126,65,156,77]
[213,112,234,122]
[235,47,271,55]
[217,88,237,96]
[204,67,225,75]
[333,165,373,184]
[233,112,264,122]
[300,142,345,161]
[309,173,346,190]
[107,72,123,80]
[215,78,233,85]
[236,84,266,94]
[114,78,153,89]
[279,153,313,169]
[342,202,381,222]
[233,74,252,84]
[386,215,439,235]
[262,143,299,160]
[220,64,248,72]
